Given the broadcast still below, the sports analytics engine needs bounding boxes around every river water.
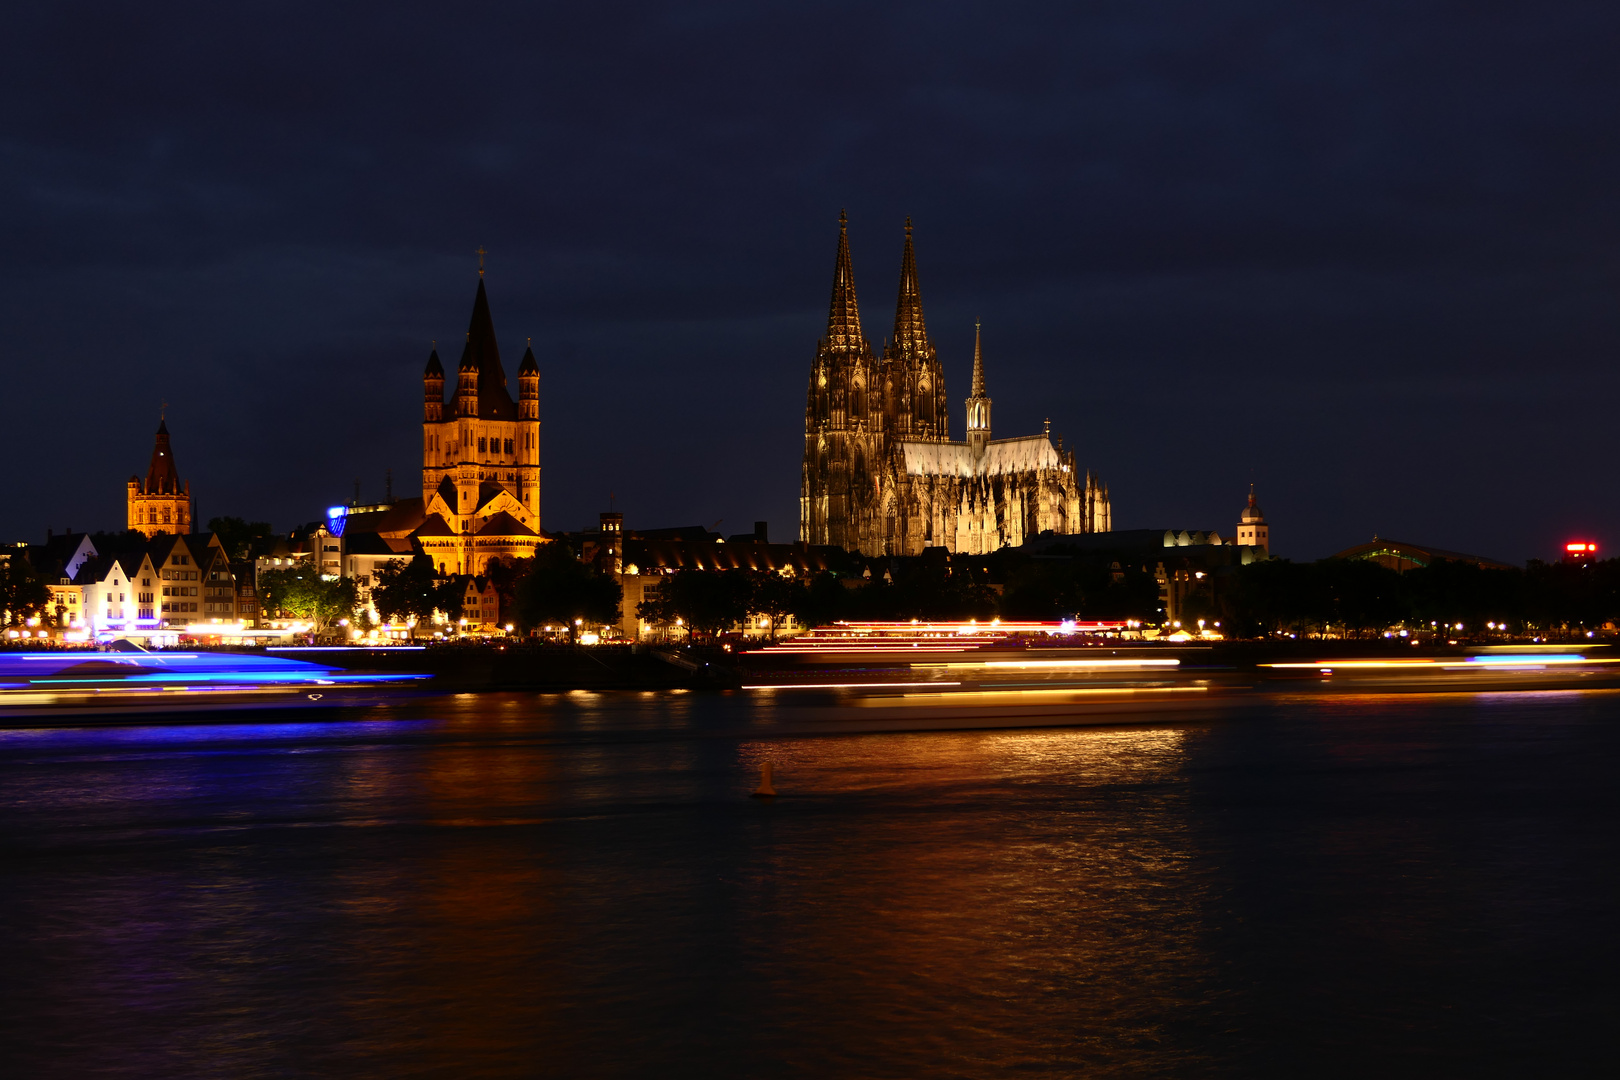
[1,689,1616,1077]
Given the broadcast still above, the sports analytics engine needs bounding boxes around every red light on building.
[1564,541,1598,563]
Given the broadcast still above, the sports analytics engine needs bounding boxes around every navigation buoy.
[751,761,777,799]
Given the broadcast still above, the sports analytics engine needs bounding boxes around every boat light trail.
[916,658,1182,671]
[743,681,963,691]
[1264,655,1608,669]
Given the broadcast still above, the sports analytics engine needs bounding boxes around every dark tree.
[515,541,621,639]
[483,554,533,622]
[0,556,52,627]
[787,571,853,629]
[207,516,276,560]
[257,564,358,635]
[998,554,1160,623]
[638,569,751,640]
[373,554,462,638]
[88,528,149,553]
[747,571,799,640]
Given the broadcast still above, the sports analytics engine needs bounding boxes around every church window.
[504,438,514,455]
[478,437,487,453]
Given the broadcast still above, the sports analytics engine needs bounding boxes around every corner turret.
[424,348,444,422]
[518,342,539,421]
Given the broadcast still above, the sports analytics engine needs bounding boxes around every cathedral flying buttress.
[800,214,1110,557]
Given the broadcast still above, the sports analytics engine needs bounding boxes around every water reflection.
[1,691,1616,1075]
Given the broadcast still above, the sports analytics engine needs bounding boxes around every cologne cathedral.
[800,214,1110,556]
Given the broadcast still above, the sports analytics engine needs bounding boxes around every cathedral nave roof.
[897,434,1062,479]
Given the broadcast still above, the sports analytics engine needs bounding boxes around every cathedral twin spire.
[889,217,929,361]
[824,210,866,354]
[823,211,937,362]
[817,212,953,440]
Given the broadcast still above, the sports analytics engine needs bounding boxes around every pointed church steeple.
[880,218,946,441]
[965,320,992,454]
[146,418,181,494]
[970,320,986,397]
[453,277,516,419]
[890,217,929,358]
[129,414,192,536]
[825,209,865,353]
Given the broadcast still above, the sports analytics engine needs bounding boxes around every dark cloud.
[2,0,1617,559]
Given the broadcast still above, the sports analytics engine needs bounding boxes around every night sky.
[4,2,1617,562]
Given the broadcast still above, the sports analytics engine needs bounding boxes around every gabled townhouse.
[72,552,153,631]
[146,533,231,628]
[453,574,503,633]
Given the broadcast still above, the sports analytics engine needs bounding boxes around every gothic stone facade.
[801,214,1110,557]
[416,276,543,575]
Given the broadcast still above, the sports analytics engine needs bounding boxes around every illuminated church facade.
[415,275,543,575]
[801,214,1110,556]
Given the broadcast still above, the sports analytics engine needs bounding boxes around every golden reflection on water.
[2,699,1227,1076]
[6,689,1619,1074]
[725,725,1216,1072]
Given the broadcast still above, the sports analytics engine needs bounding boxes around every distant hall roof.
[1332,538,1515,572]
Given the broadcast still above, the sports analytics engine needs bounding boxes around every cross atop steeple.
[824,210,865,352]
[890,217,929,359]
[476,245,487,277]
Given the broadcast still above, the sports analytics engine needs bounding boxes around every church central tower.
[416,274,543,574]
[127,419,192,537]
